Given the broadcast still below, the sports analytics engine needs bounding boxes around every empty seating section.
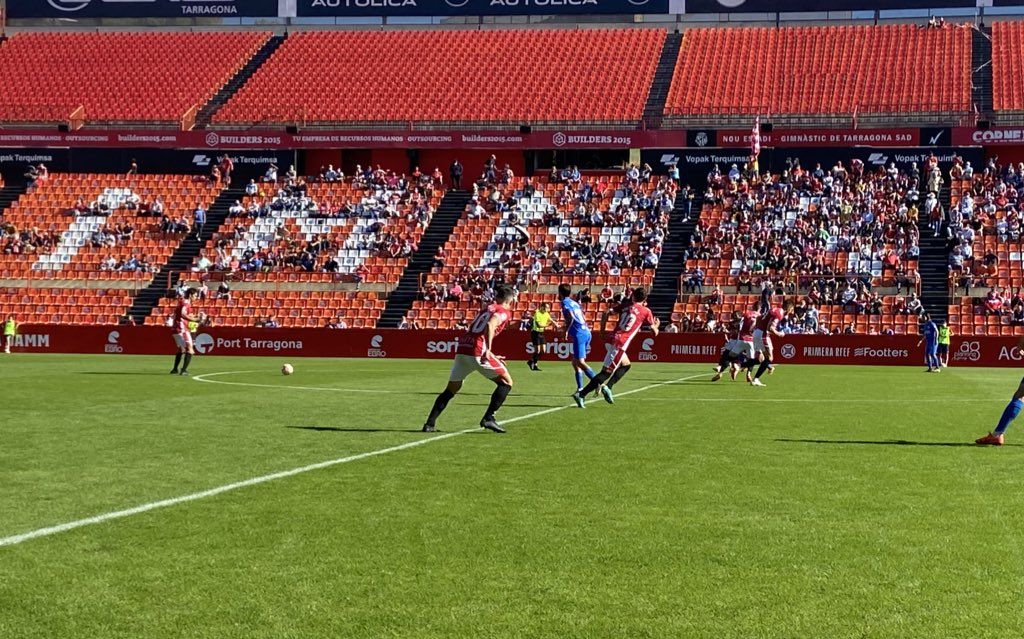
[199,178,441,284]
[0,287,132,325]
[0,32,268,125]
[671,295,917,335]
[664,24,971,119]
[993,22,1024,112]
[147,290,385,329]
[0,174,221,280]
[214,29,665,126]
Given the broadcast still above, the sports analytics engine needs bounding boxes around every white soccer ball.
[281,363,294,376]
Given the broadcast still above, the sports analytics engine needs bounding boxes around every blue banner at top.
[7,0,279,19]
[298,0,669,16]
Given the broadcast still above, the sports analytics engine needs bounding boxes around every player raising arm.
[558,284,598,403]
[423,285,517,434]
[750,303,788,387]
[170,288,199,376]
[574,287,659,406]
[976,335,1024,446]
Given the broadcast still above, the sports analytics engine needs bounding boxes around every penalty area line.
[0,370,704,549]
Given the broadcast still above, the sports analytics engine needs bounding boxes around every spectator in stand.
[216,281,231,301]
[264,163,278,183]
[219,155,234,187]
[449,159,463,190]
[245,179,259,197]
[193,204,207,237]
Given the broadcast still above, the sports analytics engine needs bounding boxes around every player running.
[917,314,940,372]
[527,302,557,371]
[750,303,787,387]
[977,337,1024,446]
[712,308,759,382]
[170,288,199,376]
[558,284,598,403]
[423,285,517,434]
[574,287,659,406]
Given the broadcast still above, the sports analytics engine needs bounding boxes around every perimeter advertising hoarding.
[296,0,669,16]
[9,326,1020,368]
[6,0,279,18]
[0,129,683,151]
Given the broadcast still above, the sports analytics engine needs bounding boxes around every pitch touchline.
[192,370,398,394]
[0,371,705,548]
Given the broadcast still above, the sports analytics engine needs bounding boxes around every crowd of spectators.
[199,164,434,276]
[1,225,59,257]
[422,161,677,302]
[685,155,930,290]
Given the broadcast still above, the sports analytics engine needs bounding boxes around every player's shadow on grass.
[776,438,1023,448]
[77,371,170,376]
[288,426,425,434]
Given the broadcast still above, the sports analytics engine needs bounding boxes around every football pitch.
[4,354,1024,638]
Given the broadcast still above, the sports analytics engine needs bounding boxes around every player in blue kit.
[558,284,598,407]
[917,314,940,373]
[977,335,1024,446]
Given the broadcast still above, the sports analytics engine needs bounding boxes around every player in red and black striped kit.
[170,288,199,376]
[574,288,659,406]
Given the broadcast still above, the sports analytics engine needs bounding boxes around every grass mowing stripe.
[0,370,703,548]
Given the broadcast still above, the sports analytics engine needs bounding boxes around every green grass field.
[3,354,1024,638]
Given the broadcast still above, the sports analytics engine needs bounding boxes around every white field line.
[0,371,705,548]
[192,370,399,394]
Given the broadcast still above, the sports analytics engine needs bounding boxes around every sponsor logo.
[47,0,90,11]
[194,333,215,354]
[310,0,417,6]
[638,337,658,361]
[192,154,212,167]
[0,154,56,164]
[998,345,1024,361]
[694,131,709,147]
[105,330,123,354]
[867,152,889,166]
[205,132,220,147]
[426,339,461,354]
[552,132,567,147]
[525,339,573,360]
[669,344,717,356]
[972,129,1024,144]
[716,0,746,6]
[852,347,909,359]
[660,153,680,166]
[928,130,945,145]
[13,334,50,348]
[780,343,796,359]
[953,341,981,362]
[368,334,387,358]
[446,0,470,6]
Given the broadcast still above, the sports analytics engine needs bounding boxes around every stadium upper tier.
[664,24,972,124]
[0,32,270,127]
[212,29,665,127]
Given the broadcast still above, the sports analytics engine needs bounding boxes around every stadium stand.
[0,286,134,325]
[670,293,919,335]
[683,158,923,292]
[992,21,1024,114]
[664,23,972,125]
[191,169,442,285]
[946,162,1024,336]
[0,174,222,280]
[408,170,671,328]
[213,29,665,127]
[406,290,618,331]
[147,289,385,329]
[0,32,269,127]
